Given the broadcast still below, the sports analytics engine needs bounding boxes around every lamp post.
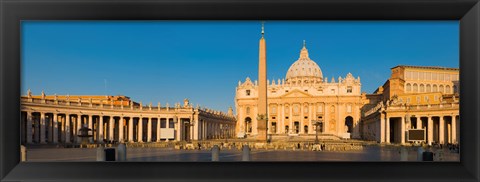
[222,125,229,143]
[312,119,322,144]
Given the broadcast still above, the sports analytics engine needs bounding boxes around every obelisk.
[257,22,267,141]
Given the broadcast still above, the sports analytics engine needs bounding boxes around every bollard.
[211,145,220,161]
[417,147,425,161]
[97,146,105,161]
[20,145,27,162]
[117,143,127,161]
[104,148,116,161]
[242,145,250,161]
[400,147,408,161]
[423,151,434,161]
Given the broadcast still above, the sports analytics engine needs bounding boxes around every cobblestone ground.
[25,145,459,162]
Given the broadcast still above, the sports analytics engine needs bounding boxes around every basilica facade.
[234,28,459,145]
[235,42,363,139]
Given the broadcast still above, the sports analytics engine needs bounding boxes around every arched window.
[413,83,418,92]
[406,83,412,92]
[439,85,444,93]
[271,106,277,114]
[433,85,438,92]
[426,84,431,92]
[445,85,451,94]
[420,84,425,92]
[330,105,335,113]
[304,105,309,113]
[246,107,250,115]
[285,105,289,113]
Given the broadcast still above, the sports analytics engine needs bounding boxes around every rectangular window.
[161,120,167,128]
[246,90,251,96]
[285,116,289,119]
[331,89,335,94]
[304,116,308,119]
[347,86,352,93]
[169,119,174,128]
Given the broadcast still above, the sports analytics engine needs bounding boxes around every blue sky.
[21,21,459,112]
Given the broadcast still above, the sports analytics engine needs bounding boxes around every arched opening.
[304,125,309,134]
[406,83,411,92]
[245,117,252,134]
[285,125,289,134]
[345,116,354,133]
[413,83,418,92]
[426,84,431,92]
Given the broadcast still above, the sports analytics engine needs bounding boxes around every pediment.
[280,89,313,98]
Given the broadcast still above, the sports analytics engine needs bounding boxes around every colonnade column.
[380,113,385,143]
[416,117,421,129]
[400,117,405,144]
[98,116,104,143]
[194,116,199,140]
[385,117,390,144]
[26,112,33,144]
[60,116,65,143]
[137,117,143,142]
[128,117,134,142]
[53,113,58,144]
[88,115,93,143]
[47,114,53,142]
[65,115,71,143]
[427,116,433,145]
[439,116,445,144]
[76,115,82,143]
[109,116,114,142]
[157,117,161,142]
[176,117,181,141]
[147,117,152,142]
[40,112,46,144]
[452,115,457,144]
[119,117,124,143]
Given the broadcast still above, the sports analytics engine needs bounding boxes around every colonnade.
[21,111,236,145]
[378,113,459,144]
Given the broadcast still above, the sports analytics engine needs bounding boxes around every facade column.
[88,115,93,143]
[401,117,405,144]
[138,118,143,142]
[65,114,71,143]
[128,117,134,142]
[40,112,46,144]
[289,104,293,134]
[157,117,161,142]
[109,116,114,142]
[26,112,33,144]
[119,116,124,143]
[98,116,104,143]
[380,113,385,143]
[439,116,445,144]
[147,117,152,142]
[385,116,390,144]
[416,117,421,129]
[427,116,433,145]
[53,113,58,144]
[452,115,457,144]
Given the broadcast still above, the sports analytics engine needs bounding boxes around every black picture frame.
[1,0,479,181]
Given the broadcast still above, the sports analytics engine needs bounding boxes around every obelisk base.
[256,118,268,141]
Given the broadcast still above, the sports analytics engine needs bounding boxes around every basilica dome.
[285,43,323,83]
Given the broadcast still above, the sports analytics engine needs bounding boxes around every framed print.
[1,0,479,181]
